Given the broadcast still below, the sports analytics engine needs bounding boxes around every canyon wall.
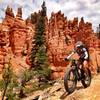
[0,6,35,75]
[0,6,100,79]
[46,11,100,78]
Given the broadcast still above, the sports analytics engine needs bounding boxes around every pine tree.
[30,1,51,80]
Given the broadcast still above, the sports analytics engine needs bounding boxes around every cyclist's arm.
[66,49,76,59]
[67,52,74,59]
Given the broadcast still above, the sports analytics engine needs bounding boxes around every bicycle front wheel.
[64,67,77,94]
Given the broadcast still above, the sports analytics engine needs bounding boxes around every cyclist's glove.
[65,58,68,61]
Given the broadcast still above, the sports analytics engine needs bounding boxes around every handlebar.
[65,58,76,62]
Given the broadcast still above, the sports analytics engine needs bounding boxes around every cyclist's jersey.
[73,46,89,60]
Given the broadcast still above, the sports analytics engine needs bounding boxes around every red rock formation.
[3,6,14,27]
[25,18,35,65]
[0,6,34,74]
[0,23,10,72]
[16,7,22,19]
[10,13,27,56]
[46,11,75,79]
[0,6,99,79]
[0,47,6,72]
[46,11,100,79]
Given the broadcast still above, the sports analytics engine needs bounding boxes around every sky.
[0,0,100,31]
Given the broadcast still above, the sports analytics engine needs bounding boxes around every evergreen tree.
[30,1,51,80]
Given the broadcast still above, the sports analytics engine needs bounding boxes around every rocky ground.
[22,74,100,100]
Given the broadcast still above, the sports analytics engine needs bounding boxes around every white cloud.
[0,0,100,31]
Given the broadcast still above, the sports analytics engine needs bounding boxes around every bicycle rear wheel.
[81,68,91,88]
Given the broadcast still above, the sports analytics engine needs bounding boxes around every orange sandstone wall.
[46,11,100,78]
[0,6,34,74]
[0,7,99,79]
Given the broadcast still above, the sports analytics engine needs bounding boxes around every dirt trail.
[63,74,100,100]
[22,74,100,100]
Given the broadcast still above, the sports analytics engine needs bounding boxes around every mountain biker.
[65,41,89,71]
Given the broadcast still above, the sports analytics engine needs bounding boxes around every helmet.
[75,41,83,48]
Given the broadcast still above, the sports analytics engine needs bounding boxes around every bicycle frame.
[70,59,82,81]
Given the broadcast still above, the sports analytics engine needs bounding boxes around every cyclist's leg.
[78,58,83,69]
[83,60,89,73]
[79,59,88,79]
[78,58,88,72]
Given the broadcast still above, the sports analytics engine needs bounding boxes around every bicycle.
[64,58,91,94]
